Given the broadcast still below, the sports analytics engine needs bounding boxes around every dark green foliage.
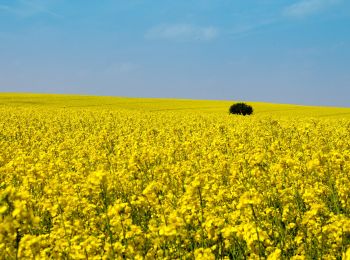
[229,102,253,116]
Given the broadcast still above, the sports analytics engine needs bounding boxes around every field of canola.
[1,93,350,259]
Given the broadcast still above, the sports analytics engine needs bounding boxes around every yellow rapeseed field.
[1,93,350,259]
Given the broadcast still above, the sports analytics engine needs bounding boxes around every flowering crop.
[1,94,350,259]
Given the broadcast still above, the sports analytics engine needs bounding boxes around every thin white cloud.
[0,0,62,18]
[283,0,342,18]
[0,5,11,11]
[228,18,276,38]
[145,24,219,41]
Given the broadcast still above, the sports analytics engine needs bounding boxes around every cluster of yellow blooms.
[1,96,350,259]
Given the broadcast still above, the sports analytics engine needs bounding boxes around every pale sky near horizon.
[0,0,349,107]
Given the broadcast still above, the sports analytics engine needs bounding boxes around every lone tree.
[229,102,253,116]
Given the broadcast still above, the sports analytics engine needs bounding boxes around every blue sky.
[0,0,349,106]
